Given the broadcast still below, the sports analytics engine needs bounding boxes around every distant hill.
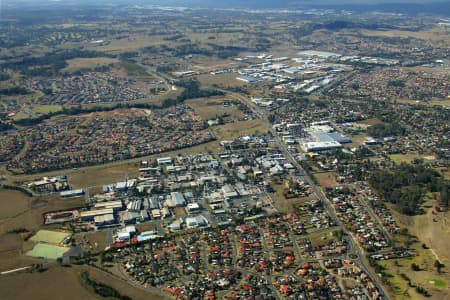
[189,1,449,16]
[4,0,450,16]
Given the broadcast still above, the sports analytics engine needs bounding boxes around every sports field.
[30,230,71,244]
[26,243,70,260]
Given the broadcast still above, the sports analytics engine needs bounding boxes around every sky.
[4,0,445,4]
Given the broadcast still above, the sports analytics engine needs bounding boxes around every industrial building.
[80,208,114,221]
[122,211,140,224]
[185,215,208,229]
[157,157,173,166]
[167,192,186,207]
[128,199,142,212]
[94,200,123,211]
[301,141,343,152]
[222,184,239,199]
[140,210,149,221]
[298,50,341,59]
[60,189,84,198]
[137,231,159,242]
[312,132,352,144]
[236,76,258,83]
[186,203,201,213]
[94,214,117,227]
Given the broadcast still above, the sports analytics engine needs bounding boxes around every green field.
[30,230,71,244]
[31,105,63,115]
[390,153,436,164]
[26,243,70,259]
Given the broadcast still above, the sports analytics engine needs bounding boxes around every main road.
[223,89,389,299]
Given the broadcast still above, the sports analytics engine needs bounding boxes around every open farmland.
[360,26,450,44]
[0,189,31,220]
[0,265,89,300]
[0,266,164,300]
[0,191,83,235]
[0,234,38,271]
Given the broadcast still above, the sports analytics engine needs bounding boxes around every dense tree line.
[156,63,179,73]
[119,51,139,60]
[367,122,406,138]
[0,72,10,81]
[172,43,213,57]
[207,43,250,59]
[0,86,30,96]
[0,121,15,132]
[80,271,132,300]
[387,79,406,87]
[142,42,249,60]
[162,79,224,107]
[369,163,449,215]
[69,64,113,75]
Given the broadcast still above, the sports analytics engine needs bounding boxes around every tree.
[434,260,444,274]
[440,182,449,208]
[411,263,421,271]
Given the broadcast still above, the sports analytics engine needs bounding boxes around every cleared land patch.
[314,172,338,187]
[211,119,267,140]
[62,57,120,73]
[390,153,436,164]
[390,201,450,264]
[197,73,247,89]
[186,97,243,120]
